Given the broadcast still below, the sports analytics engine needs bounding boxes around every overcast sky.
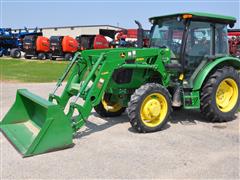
[1,0,239,30]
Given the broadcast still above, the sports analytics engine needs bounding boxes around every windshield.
[150,18,185,59]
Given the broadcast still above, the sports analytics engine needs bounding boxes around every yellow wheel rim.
[216,78,239,112]
[140,93,168,127]
[102,98,122,112]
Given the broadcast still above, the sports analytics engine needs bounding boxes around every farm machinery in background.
[49,36,79,61]
[108,28,149,48]
[23,34,111,61]
[76,21,149,52]
[23,36,50,60]
[46,26,149,60]
[0,27,42,58]
[76,20,149,51]
[228,29,240,57]
[76,34,109,50]
[110,24,150,48]
[1,21,149,60]
[98,21,149,48]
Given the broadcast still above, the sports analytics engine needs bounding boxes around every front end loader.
[1,12,240,157]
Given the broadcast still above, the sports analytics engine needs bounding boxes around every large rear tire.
[127,83,172,133]
[201,66,240,122]
[94,93,126,117]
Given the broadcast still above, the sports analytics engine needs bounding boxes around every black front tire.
[201,66,240,122]
[127,83,172,133]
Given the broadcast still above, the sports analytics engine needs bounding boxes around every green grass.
[0,58,69,82]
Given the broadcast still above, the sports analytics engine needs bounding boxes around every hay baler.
[49,36,78,61]
[23,35,50,60]
[1,12,240,157]
[76,34,109,50]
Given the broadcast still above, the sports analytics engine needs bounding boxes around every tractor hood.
[80,47,171,65]
[81,47,166,57]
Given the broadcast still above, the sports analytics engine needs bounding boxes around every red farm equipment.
[77,27,149,51]
[76,21,149,51]
[228,29,240,57]
[49,36,78,61]
[110,21,149,48]
[76,34,109,50]
[23,36,50,60]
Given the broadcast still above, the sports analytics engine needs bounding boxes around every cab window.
[185,21,212,69]
[215,24,229,55]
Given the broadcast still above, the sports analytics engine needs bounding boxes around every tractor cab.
[149,12,236,81]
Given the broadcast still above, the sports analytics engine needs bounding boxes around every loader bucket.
[0,89,73,157]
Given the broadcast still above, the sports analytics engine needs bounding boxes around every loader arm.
[48,48,169,132]
[1,47,170,157]
[48,51,130,132]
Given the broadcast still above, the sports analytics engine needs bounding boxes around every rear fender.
[193,56,240,91]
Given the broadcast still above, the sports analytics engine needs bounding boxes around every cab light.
[183,14,192,19]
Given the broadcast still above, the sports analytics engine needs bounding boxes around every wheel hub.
[143,99,161,119]
[216,78,238,112]
[140,93,168,127]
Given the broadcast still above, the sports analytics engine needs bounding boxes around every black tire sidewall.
[128,83,172,133]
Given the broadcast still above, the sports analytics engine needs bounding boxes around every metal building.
[12,25,123,38]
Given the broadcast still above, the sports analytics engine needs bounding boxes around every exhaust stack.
[135,20,144,48]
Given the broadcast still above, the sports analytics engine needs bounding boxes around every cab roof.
[149,12,236,26]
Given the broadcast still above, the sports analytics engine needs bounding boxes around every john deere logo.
[120,52,126,58]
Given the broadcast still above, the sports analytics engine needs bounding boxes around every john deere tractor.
[1,12,240,157]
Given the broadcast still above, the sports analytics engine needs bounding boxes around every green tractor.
[1,12,240,157]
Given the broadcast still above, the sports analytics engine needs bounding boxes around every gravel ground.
[0,82,239,179]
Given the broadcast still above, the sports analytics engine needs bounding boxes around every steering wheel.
[170,41,181,54]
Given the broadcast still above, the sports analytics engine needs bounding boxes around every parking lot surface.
[1,82,239,179]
